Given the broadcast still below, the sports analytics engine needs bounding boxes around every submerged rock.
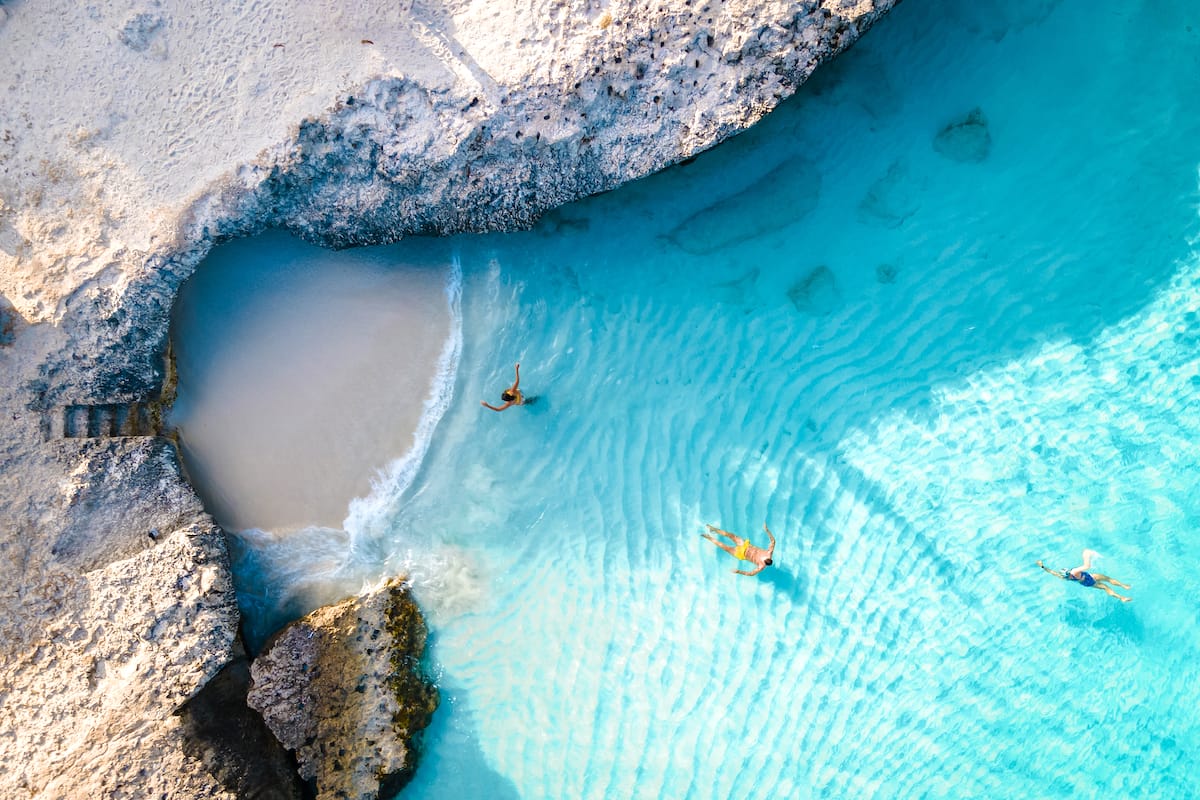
[788,265,841,315]
[859,159,923,227]
[876,262,899,284]
[666,156,821,254]
[946,0,1063,43]
[248,577,439,800]
[933,107,992,163]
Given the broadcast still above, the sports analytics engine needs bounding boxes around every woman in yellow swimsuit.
[481,362,525,412]
[702,522,776,576]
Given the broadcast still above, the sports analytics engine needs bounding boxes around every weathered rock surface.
[0,440,240,798]
[0,0,898,796]
[248,578,438,800]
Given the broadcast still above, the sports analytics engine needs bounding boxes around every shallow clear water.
[185,0,1200,796]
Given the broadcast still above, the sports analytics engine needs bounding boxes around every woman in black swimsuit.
[1037,548,1131,602]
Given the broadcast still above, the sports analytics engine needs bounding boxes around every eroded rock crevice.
[176,648,308,800]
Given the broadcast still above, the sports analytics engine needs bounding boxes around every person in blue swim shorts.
[1038,548,1132,602]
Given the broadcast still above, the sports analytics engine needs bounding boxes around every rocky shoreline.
[248,578,439,799]
[0,1,897,797]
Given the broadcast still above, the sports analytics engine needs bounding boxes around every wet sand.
[170,230,453,532]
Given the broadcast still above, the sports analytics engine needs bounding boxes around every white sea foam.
[343,254,463,543]
[330,254,487,619]
[232,521,484,648]
[192,244,468,642]
[382,544,488,624]
[229,525,368,647]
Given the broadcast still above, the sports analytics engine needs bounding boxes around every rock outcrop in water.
[0,0,898,795]
[247,578,438,800]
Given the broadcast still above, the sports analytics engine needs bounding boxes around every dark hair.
[501,391,516,402]
[764,558,773,566]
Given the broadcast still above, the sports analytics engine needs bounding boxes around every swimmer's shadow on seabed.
[759,563,806,602]
[1062,598,1144,643]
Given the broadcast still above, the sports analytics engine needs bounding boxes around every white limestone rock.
[0,505,241,797]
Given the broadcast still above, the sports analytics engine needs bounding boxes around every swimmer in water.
[1038,548,1131,602]
[481,362,525,412]
[702,522,776,576]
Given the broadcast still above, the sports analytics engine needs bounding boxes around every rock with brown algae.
[248,577,439,800]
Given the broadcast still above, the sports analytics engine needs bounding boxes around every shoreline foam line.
[226,254,465,648]
[343,254,465,547]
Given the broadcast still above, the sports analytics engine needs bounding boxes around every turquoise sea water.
[176,0,1200,796]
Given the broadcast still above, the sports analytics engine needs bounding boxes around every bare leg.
[705,524,738,543]
[1093,573,1131,590]
[1093,583,1132,602]
[701,533,738,558]
[1080,549,1099,571]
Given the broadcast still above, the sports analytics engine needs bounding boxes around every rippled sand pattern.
[209,0,1200,796]
[382,0,1200,796]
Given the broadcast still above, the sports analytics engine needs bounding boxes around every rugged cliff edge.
[0,0,897,797]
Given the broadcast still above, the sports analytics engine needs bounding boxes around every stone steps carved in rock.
[43,403,158,441]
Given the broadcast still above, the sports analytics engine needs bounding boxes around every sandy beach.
[169,231,456,532]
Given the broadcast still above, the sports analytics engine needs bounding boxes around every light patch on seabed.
[840,250,1200,577]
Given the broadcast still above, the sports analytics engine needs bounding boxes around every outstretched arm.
[764,523,776,553]
[1037,560,1067,580]
[481,399,514,412]
[511,362,521,392]
[735,564,765,577]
